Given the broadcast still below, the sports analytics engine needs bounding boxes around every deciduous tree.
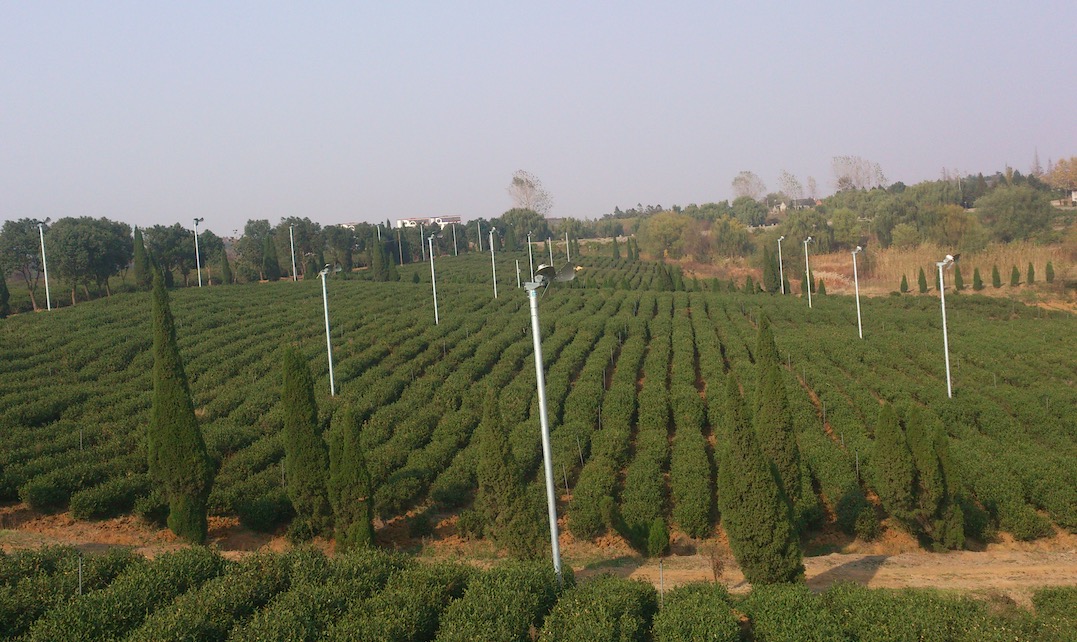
[507,170,553,215]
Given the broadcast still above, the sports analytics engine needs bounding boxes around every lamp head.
[854,245,863,254]
[805,236,813,243]
[778,235,785,241]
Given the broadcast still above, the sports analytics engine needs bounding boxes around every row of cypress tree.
[902,261,1056,293]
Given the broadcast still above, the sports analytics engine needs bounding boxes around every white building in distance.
[396,216,462,229]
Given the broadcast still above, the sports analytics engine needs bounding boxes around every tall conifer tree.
[918,267,928,293]
[753,315,803,521]
[263,236,282,281]
[219,252,233,285]
[281,346,331,536]
[0,274,9,318]
[717,375,803,584]
[148,268,214,543]
[132,227,152,289]
[327,408,374,551]
[1010,265,1020,286]
[991,265,1002,288]
[872,403,915,521]
[972,268,984,291]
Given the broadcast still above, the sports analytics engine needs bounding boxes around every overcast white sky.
[2,1,1075,236]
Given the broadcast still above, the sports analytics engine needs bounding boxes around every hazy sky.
[3,1,1075,236]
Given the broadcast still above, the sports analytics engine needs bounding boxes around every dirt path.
[4,503,1076,606]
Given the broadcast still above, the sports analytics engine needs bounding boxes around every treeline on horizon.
[1,158,1074,315]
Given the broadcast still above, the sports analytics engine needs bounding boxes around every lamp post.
[527,232,535,281]
[193,217,204,287]
[289,224,297,282]
[565,231,570,262]
[524,261,579,586]
[318,265,336,396]
[516,259,521,288]
[477,221,483,252]
[451,223,458,256]
[548,237,553,264]
[37,219,51,311]
[937,254,958,398]
[852,246,863,339]
[804,236,814,308]
[489,227,498,298]
[777,235,785,294]
[420,223,426,261]
[428,235,439,325]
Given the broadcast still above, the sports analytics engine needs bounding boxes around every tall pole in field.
[852,246,863,339]
[524,262,578,586]
[777,235,785,294]
[419,223,426,261]
[318,265,336,396]
[489,228,498,298]
[937,255,957,398]
[193,217,204,287]
[477,221,483,252]
[548,237,553,264]
[429,235,439,325]
[397,228,403,266]
[565,231,570,262]
[452,223,458,256]
[516,259,521,288]
[289,224,297,282]
[804,236,814,308]
[37,220,51,310]
[527,231,535,280]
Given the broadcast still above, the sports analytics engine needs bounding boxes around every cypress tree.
[872,403,915,522]
[281,346,331,537]
[612,237,621,260]
[799,276,808,296]
[972,268,984,291]
[918,267,928,294]
[1045,261,1055,283]
[816,279,826,296]
[1026,262,1035,285]
[762,247,780,293]
[991,265,1001,288]
[219,252,233,285]
[743,275,755,294]
[753,315,803,522]
[148,268,214,543]
[782,274,791,296]
[263,236,282,281]
[132,227,152,289]
[953,265,964,291]
[900,274,909,293]
[1010,265,1020,286]
[0,274,9,318]
[935,267,942,292]
[304,256,319,281]
[327,407,374,551]
[474,388,543,558]
[716,375,803,585]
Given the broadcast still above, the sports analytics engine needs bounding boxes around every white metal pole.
[420,224,425,261]
[527,232,534,280]
[565,231,570,262]
[38,223,51,310]
[548,237,553,264]
[193,219,203,287]
[528,287,563,585]
[939,262,952,398]
[853,249,863,339]
[289,225,297,282]
[320,270,336,396]
[477,221,482,252]
[778,236,785,294]
[452,223,458,256]
[489,229,498,298]
[516,259,521,288]
[429,236,439,325]
[804,238,813,308]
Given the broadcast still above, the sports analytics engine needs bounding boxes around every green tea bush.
[69,473,151,520]
[651,582,739,642]
[739,583,844,642]
[538,574,657,642]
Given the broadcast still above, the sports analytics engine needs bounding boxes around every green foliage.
[0,274,8,318]
[148,268,213,543]
[973,267,984,291]
[762,245,781,292]
[538,574,657,642]
[753,315,803,520]
[219,251,233,284]
[1027,262,1035,285]
[281,346,331,535]
[1045,260,1055,283]
[899,273,908,293]
[975,184,1055,242]
[132,226,152,289]
[716,375,803,585]
[647,517,669,557]
[27,547,226,642]
[918,267,928,293]
[816,278,826,295]
[69,473,151,520]
[611,236,621,260]
[434,561,568,642]
[740,583,845,642]
[872,403,915,521]
[954,265,964,290]
[327,407,374,551]
[263,235,282,281]
[992,264,1002,288]
[1011,265,1020,286]
[651,582,738,642]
